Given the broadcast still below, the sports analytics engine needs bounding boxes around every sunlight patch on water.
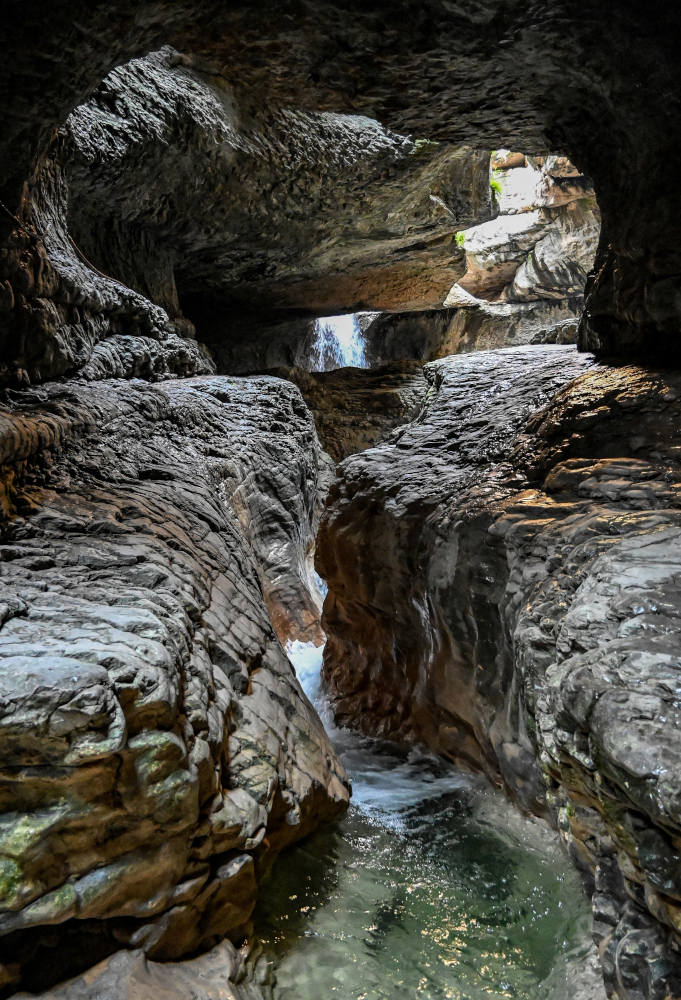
[269,640,597,1000]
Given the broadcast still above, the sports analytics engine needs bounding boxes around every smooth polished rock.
[318,345,681,998]
[14,941,269,1000]
[0,373,348,991]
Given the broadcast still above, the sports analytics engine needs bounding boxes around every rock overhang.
[2,0,681,380]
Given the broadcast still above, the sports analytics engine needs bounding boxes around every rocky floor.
[0,373,348,994]
[15,942,271,1000]
[317,345,681,999]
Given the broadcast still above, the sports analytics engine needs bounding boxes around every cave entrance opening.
[291,149,600,376]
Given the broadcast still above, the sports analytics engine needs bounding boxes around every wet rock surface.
[0,373,348,993]
[317,345,681,998]
[1,5,681,999]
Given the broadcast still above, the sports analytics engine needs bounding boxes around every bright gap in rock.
[308,313,371,371]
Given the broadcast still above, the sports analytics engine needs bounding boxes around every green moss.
[27,882,77,922]
[0,857,22,906]
[454,231,466,248]
[0,813,56,860]
[410,138,440,156]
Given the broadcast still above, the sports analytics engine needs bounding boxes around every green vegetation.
[410,138,440,157]
[490,169,504,198]
[455,231,466,248]
[0,857,22,906]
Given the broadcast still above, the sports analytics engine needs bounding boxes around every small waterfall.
[309,314,368,371]
[259,638,596,1000]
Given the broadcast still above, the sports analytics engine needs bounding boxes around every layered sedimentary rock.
[0,5,680,999]
[318,345,681,998]
[0,373,348,993]
[272,362,428,463]
[364,155,600,363]
[5,1,680,365]
[364,298,584,365]
[1,45,492,386]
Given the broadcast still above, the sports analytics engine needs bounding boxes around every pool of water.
[254,642,595,1000]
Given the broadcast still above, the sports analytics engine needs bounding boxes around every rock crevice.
[0,373,348,993]
[317,346,681,998]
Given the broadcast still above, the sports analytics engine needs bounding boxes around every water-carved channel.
[255,642,594,1000]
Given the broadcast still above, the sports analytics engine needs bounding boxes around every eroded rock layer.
[0,373,348,994]
[364,155,600,363]
[1,46,492,386]
[5,1,681,365]
[271,363,428,463]
[317,345,681,998]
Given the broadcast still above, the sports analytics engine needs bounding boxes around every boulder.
[14,941,269,1000]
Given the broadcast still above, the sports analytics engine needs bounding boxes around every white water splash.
[279,639,597,1000]
[309,314,368,371]
[285,639,471,819]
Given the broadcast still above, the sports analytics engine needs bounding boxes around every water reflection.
[254,643,594,1000]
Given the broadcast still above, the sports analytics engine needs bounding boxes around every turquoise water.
[254,643,594,1000]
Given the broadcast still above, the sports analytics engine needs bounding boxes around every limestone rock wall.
[0,373,349,993]
[317,345,681,998]
[1,131,215,387]
[1,46,493,386]
[364,155,600,364]
[5,1,679,364]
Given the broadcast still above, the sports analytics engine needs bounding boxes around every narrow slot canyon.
[2,6,681,1000]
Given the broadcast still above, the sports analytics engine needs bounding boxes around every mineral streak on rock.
[317,344,681,998]
[0,373,348,992]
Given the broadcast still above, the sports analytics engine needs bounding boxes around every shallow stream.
[254,641,594,1000]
